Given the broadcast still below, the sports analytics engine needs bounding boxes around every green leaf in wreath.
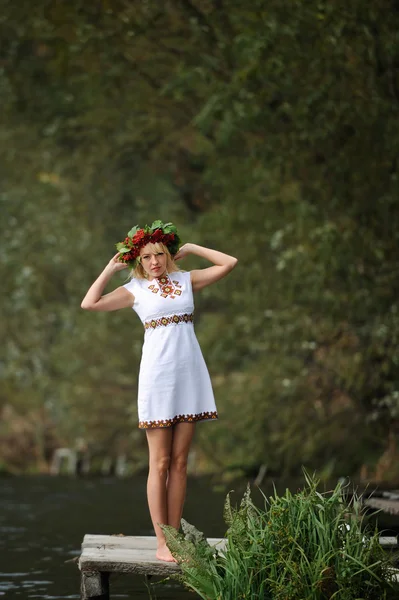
[163,222,177,234]
[127,225,139,237]
[150,219,163,230]
[116,243,130,253]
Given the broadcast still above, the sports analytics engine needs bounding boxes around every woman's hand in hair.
[174,244,193,261]
[81,253,133,311]
[107,252,130,273]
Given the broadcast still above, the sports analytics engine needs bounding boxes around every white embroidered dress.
[123,270,218,429]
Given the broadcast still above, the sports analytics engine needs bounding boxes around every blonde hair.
[130,242,179,280]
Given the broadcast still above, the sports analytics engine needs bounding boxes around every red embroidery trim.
[139,411,218,429]
[144,313,194,330]
[148,275,182,299]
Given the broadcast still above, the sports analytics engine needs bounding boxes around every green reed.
[161,471,399,599]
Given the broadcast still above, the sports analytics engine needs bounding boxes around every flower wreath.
[116,220,181,267]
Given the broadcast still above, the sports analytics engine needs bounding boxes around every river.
[2,475,397,599]
[0,474,235,599]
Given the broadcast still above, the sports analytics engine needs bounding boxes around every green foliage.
[127,226,140,238]
[163,473,398,599]
[162,519,219,598]
[1,0,399,475]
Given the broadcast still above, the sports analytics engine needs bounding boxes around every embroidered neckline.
[147,274,182,299]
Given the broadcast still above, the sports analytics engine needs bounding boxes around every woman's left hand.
[174,243,192,261]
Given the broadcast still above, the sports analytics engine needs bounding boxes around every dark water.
[2,475,398,599]
[0,475,229,599]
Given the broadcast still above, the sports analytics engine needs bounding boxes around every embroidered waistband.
[144,313,194,330]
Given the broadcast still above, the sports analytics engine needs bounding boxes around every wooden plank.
[82,534,225,550]
[79,534,398,580]
[81,547,179,565]
[79,535,226,577]
[81,533,395,552]
[80,552,179,576]
[382,491,399,501]
[82,535,159,550]
[364,497,399,516]
[379,536,399,548]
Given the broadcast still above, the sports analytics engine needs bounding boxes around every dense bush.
[2,1,399,476]
[162,473,398,599]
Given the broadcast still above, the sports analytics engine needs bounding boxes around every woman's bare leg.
[167,423,196,530]
[145,427,175,562]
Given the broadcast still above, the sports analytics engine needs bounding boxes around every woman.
[81,221,237,562]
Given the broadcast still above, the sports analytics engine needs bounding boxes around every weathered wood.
[78,533,398,598]
[80,547,180,577]
[79,534,225,578]
[382,491,399,501]
[81,533,226,553]
[80,570,109,600]
[364,497,399,516]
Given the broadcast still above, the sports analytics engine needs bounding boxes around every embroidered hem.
[144,312,194,330]
[138,411,218,429]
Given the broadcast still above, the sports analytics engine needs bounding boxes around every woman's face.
[139,243,168,279]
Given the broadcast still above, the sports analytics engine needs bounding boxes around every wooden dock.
[363,491,399,516]
[78,534,398,599]
[79,534,225,599]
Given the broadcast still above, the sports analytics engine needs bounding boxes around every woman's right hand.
[107,252,129,273]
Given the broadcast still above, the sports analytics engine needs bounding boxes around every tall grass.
[161,472,398,599]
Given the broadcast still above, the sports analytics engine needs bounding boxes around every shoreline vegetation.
[1,406,399,487]
[160,472,399,600]
[1,406,399,486]
[2,2,399,483]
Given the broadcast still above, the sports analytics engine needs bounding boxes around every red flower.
[132,229,145,244]
[151,228,163,242]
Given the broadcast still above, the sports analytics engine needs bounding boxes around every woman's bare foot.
[156,544,177,563]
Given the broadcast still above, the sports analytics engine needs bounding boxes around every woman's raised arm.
[81,253,135,311]
[174,243,238,292]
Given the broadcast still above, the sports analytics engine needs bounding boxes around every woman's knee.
[170,454,188,475]
[150,454,171,476]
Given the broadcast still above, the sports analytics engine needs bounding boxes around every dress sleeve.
[184,270,193,292]
[122,278,140,312]
[122,278,137,297]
